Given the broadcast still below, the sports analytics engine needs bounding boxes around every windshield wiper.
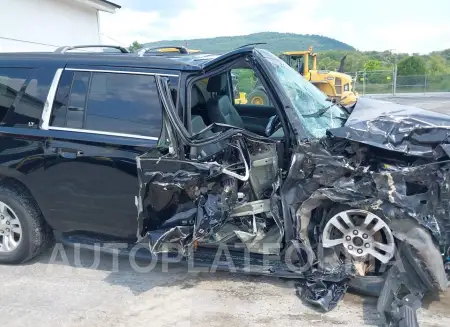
[302,96,348,118]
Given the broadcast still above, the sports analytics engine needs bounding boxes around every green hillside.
[129,33,450,88]
[141,32,355,54]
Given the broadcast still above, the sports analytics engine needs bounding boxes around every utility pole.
[393,63,397,96]
[424,74,427,94]
[363,70,366,96]
[387,49,397,96]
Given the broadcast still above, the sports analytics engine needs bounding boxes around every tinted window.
[14,68,54,128]
[0,68,29,122]
[67,72,89,129]
[51,71,73,127]
[51,71,90,128]
[85,72,162,137]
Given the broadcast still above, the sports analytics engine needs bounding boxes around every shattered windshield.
[258,49,347,138]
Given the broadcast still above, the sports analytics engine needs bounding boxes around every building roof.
[99,0,121,9]
[72,0,121,13]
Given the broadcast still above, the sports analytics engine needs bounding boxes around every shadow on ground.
[32,243,298,295]
[26,243,391,326]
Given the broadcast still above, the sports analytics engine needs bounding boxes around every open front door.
[135,59,283,255]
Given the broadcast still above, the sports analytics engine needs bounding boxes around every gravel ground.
[2,94,450,327]
[1,247,450,327]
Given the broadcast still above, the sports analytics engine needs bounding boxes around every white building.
[0,0,120,52]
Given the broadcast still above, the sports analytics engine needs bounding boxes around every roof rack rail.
[236,42,267,49]
[138,46,189,56]
[54,45,130,54]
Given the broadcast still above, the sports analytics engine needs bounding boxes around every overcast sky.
[100,0,450,54]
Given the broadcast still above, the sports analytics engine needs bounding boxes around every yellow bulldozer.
[279,46,358,107]
[137,46,201,55]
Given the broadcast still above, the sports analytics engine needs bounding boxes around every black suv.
[0,45,448,325]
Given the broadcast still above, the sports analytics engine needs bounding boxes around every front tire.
[0,181,52,264]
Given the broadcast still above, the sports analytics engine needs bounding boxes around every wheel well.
[0,176,45,219]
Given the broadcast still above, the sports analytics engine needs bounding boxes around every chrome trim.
[137,48,148,57]
[41,67,167,140]
[48,126,159,141]
[65,68,179,77]
[55,45,129,54]
[40,68,63,130]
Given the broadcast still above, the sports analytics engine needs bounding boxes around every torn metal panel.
[329,98,450,158]
[376,242,440,327]
[149,226,192,254]
[137,135,283,255]
[296,280,348,312]
[281,136,450,252]
[389,218,448,292]
[247,141,279,199]
[279,114,450,325]
[136,156,220,241]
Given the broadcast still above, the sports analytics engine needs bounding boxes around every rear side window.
[51,71,90,129]
[13,68,54,128]
[85,73,161,137]
[51,71,73,127]
[0,68,29,123]
[67,72,90,129]
[50,71,163,138]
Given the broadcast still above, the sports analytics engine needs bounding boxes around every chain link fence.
[346,69,450,95]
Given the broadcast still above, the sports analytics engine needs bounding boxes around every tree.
[427,55,450,75]
[364,59,382,71]
[397,56,427,76]
[128,41,144,53]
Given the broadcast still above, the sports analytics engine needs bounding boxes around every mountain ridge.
[143,31,355,54]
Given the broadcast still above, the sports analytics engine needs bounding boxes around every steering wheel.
[265,115,282,137]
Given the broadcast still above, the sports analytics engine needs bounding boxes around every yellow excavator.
[280,46,358,107]
[154,47,201,54]
[137,46,201,55]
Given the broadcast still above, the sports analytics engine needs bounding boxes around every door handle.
[52,147,84,159]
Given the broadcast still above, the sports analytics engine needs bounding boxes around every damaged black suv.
[0,45,449,325]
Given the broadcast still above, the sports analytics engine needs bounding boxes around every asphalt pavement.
[366,92,450,115]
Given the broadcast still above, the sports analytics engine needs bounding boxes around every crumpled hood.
[328,97,450,158]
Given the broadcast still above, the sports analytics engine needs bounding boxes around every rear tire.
[0,181,52,264]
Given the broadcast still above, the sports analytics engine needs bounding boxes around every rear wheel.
[0,182,52,264]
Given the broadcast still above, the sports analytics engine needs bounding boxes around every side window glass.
[50,71,74,127]
[50,71,90,129]
[85,72,162,138]
[0,68,29,123]
[67,72,89,129]
[231,69,271,106]
[14,68,54,128]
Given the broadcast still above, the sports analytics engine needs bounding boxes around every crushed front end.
[136,69,449,326]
